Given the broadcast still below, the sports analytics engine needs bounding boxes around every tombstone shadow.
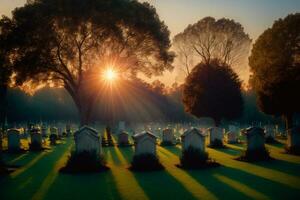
[208,165,300,199]
[116,145,196,199]
[250,159,300,177]
[209,145,241,156]
[0,141,72,199]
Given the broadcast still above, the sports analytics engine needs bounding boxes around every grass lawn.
[1,138,300,200]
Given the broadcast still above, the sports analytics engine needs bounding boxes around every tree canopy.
[249,13,300,129]
[173,17,251,80]
[7,0,174,125]
[182,59,243,125]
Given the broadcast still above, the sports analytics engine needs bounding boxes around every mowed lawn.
[1,138,300,200]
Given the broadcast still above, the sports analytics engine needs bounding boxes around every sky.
[1,0,300,86]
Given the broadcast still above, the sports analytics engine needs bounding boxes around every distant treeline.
[6,78,279,125]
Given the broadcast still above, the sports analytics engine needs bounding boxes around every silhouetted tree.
[183,59,243,126]
[173,17,251,79]
[7,0,174,125]
[249,13,300,151]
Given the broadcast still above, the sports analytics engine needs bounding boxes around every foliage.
[60,150,108,173]
[238,147,271,162]
[160,141,175,146]
[8,0,174,125]
[130,153,164,171]
[249,13,300,130]
[209,139,225,148]
[173,17,251,77]
[183,59,243,125]
[179,146,219,169]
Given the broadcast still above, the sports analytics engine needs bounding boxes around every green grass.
[0,138,300,200]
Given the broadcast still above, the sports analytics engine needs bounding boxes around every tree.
[249,13,300,152]
[183,59,243,126]
[173,17,251,78]
[0,16,14,152]
[8,0,174,125]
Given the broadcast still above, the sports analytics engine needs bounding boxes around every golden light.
[102,68,118,82]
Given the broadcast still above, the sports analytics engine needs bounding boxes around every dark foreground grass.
[0,139,300,200]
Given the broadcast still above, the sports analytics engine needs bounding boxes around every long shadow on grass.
[208,146,241,156]
[0,140,72,200]
[117,146,197,199]
[212,165,300,199]
[162,147,255,200]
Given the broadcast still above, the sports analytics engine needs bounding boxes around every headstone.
[208,127,224,145]
[264,125,275,139]
[181,128,206,152]
[162,128,176,144]
[118,121,126,132]
[57,127,63,138]
[132,131,157,156]
[245,127,265,151]
[41,125,48,137]
[66,124,72,136]
[74,126,101,154]
[118,131,130,145]
[30,128,42,149]
[226,131,238,143]
[7,129,21,151]
[50,127,58,136]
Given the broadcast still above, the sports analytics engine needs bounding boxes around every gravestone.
[41,125,48,138]
[181,128,206,152]
[118,131,130,146]
[57,127,63,138]
[208,127,224,146]
[7,129,21,151]
[226,131,238,143]
[245,127,265,151]
[264,125,275,139]
[74,126,101,155]
[132,131,157,156]
[30,128,42,150]
[66,124,72,136]
[118,121,125,132]
[162,128,176,145]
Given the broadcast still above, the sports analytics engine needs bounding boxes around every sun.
[102,68,118,82]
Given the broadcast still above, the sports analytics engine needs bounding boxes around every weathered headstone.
[118,131,130,146]
[162,128,176,145]
[208,127,224,146]
[245,127,265,151]
[74,126,101,155]
[181,128,206,152]
[7,129,21,151]
[226,131,238,143]
[41,125,48,138]
[30,128,42,150]
[132,131,157,156]
[264,125,275,139]
[66,124,72,136]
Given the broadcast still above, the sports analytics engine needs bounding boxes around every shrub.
[179,147,219,169]
[238,147,271,162]
[265,136,277,144]
[130,153,164,171]
[209,139,225,148]
[60,150,108,173]
[160,141,175,146]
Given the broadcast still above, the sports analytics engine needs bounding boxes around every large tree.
[0,16,14,152]
[7,0,174,125]
[249,13,300,152]
[173,17,251,79]
[183,59,243,126]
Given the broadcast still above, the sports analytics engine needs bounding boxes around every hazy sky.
[1,0,300,86]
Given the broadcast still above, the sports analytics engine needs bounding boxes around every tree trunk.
[284,113,300,152]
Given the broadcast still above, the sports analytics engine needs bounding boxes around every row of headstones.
[74,126,268,157]
[6,125,72,151]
